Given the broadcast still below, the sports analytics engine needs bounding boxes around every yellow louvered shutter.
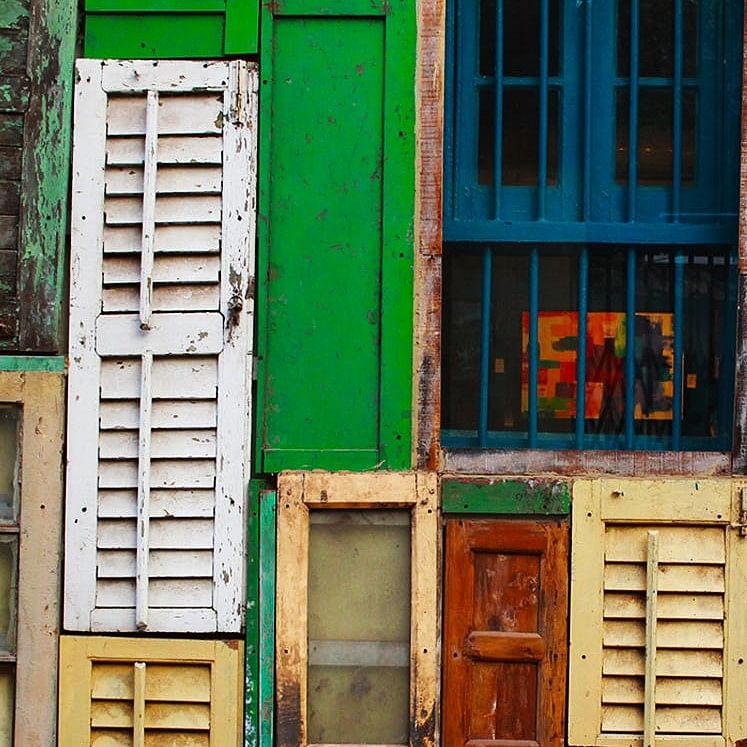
[59,636,242,746]
[568,479,747,747]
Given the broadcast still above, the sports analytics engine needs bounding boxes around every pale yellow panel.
[603,620,723,649]
[145,665,211,703]
[605,526,725,564]
[145,732,208,746]
[602,703,642,733]
[604,562,725,593]
[603,592,723,620]
[91,700,133,728]
[655,706,722,734]
[92,664,133,700]
[0,666,14,747]
[91,730,131,746]
[602,676,644,704]
[144,702,210,730]
[603,648,723,678]
[656,678,722,706]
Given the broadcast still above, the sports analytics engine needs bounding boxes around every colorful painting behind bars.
[521,312,674,427]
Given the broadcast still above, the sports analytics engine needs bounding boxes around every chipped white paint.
[66,59,257,634]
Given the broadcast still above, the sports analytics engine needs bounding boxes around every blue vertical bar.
[493,0,504,219]
[478,246,493,446]
[672,0,683,221]
[575,247,589,448]
[529,247,540,447]
[672,251,685,448]
[583,0,593,221]
[537,0,550,220]
[625,247,636,449]
[628,0,639,221]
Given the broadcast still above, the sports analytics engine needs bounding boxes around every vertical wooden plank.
[259,490,277,747]
[133,662,146,747]
[275,473,308,747]
[214,640,243,747]
[139,91,158,330]
[224,0,258,54]
[58,636,94,747]
[135,351,153,629]
[17,0,76,350]
[412,472,438,745]
[65,58,107,630]
[213,59,256,632]
[13,373,64,746]
[725,485,747,744]
[644,531,659,747]
[568,480,605,745]
[245,481,261,747]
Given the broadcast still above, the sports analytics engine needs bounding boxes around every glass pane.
[0,539,17,654]
[504,0,560,77]
[502,88,558,186]
[442,245,735,443]
[618,0,697,77]
[479,0,496,76]
[616,88,696,185]
[308,510,410,744]
[0,665,13,747]
[0,410,19,523]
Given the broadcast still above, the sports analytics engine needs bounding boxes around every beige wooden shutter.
[65,60,257,633]
[569,479,747,747]
[59,636,242,747]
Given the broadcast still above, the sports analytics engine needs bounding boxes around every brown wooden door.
[442,518,569,747]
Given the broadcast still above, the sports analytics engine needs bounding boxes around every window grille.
[443,0,743,450]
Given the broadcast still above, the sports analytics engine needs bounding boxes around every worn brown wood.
[413,0,444,470]
[441,518,568,746]
[443,448,732,476]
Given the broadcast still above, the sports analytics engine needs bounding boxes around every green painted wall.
[84,0,258,57]
[256,0,416,472]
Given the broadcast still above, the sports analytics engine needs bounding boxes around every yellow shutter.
[569,479,747,747]
[59,636,242,746]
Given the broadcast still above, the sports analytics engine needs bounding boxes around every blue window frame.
[442,0,743,451]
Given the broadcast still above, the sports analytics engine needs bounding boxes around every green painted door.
[84,0,257,57]
[255,0,416,472]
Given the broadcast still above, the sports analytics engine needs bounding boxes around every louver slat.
[568,480,747,747]
[65,59,257,634]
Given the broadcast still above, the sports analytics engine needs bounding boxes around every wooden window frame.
[0,371,65,744]
[275,471,439,747]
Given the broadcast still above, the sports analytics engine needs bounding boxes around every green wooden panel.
[84,0,257,57]
[0,356,64,372]
[259,490,276,747]
[245,480,261,747]
[256,0,416,472]
[441,479,571,515]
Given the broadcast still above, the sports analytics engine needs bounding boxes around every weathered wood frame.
[441,475,571,514]
[0,371,65,745]
[568,478,747,747]
[275,471,439,747]
[59,636,244,747]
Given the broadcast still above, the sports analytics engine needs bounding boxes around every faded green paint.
[17,0,76,351]
[259,490,276,747]
[441,478,572,515]
[84,0,257,57]
[0,1,28,29]
[256,0,416,473]
[244,480,261,747]
[0,355,64,372]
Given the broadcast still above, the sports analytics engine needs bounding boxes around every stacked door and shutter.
[64,59,257,634]
[569,479,747,747]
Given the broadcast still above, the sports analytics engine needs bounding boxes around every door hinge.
[231,63,247,123]
[733,486,747,536]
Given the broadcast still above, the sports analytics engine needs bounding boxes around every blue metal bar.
[672,0,683,221]
[575,247,589,448]
[529,247,539,447]
[537,0,549,219]
[583,0,593,221]
[625,247,636,449]
[492,0,504,219]
[478,246,493,447]
[672,251,685,448]
[628,0,640,221]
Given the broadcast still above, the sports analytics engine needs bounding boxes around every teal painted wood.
[244,481,261,747]
[84,0,257,57]
[441,478,571,515]
[255,0,416,473]
[259,490,276,747]
[0,355,64,372]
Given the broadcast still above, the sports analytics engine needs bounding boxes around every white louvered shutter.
[569,480,747,747]
[65,60,257,633]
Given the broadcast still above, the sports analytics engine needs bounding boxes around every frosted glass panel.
[0,666,13,746]
[0,410,18,523]
[308,510,410,744]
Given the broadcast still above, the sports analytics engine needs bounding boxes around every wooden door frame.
[274,471,439,747]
